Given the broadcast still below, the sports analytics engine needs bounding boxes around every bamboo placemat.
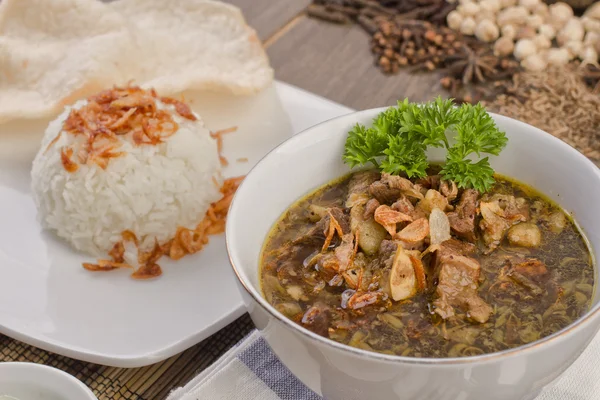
[0,314,254,400]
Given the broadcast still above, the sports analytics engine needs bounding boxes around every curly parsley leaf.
[452,103,508,157]
[381,135,428,179]
[343,124,388,168]
[342,98,507,192]
[441,152,496,193]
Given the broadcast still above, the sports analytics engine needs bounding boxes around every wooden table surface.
[0,2,448,399]
[235,0,445,108]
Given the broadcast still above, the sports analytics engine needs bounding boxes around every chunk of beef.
[432,249,492,323]
[379,239,398,260]
[292,216,328,247]
[439,180,458,202]
[440,238,476,255]
[416,175,441,190]
[329,207,351,234]
[369,180,402,204]
[447,189,478,242]
[502,258,551,298]
[293,207,349,247]
[369,173,425,204]
[363,198,380,219]
[391,195,426,220]
[346,171,380,208]
[480,194,529,252]
[492,194,530,221]
[381,173,425,201]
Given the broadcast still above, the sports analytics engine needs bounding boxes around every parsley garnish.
[342,97,507,192]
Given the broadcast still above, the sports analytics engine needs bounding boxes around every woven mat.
[0,314,254,400]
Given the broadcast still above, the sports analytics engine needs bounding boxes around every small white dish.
[227,107,600,400]
[0,362,96,400]
[0,81,352,367]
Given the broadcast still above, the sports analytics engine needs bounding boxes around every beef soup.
[260,168,594,358]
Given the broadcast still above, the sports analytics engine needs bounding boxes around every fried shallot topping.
[210,127,237,167]
[54,86,199,172]
[83,176,244,279]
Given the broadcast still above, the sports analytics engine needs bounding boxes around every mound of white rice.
[31,99,222,257]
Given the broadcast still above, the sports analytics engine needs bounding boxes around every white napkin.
[167,328,600,400]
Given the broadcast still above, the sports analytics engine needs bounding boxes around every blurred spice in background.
[307,0,600,164]
[483,63,600,164]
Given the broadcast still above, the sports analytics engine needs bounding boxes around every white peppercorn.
[475,19,500,42]
[494,36,515,56]
[538,24,556,39]
[501,24,517,40]
[514,38,537,60]
[526,15,544,29]
[460,2,481,17]
[532,34,551,49]
[447,10,463,30]
[497,6,529,26]
[460,17,477,35]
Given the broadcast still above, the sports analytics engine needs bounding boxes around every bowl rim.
[0,362,97,399]
[226,107,600,365]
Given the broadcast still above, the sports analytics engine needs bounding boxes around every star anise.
[444,44,499,85]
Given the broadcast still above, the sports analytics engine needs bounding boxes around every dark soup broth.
[260,169,594,358]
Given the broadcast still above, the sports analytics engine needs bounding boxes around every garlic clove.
[583,2,600,20]
[557,18,585,46]
[482,0,502,12]
[584,32,600,53]
[460,16,477,35]
[519,0,540,11]
[532,34,551,49]
[516,25,537,39]
[500,0,518,8]
[582,16,600,34]
[459,2,481,17]
[521,53,548,71]
[494,36,515,57]
[538,24,556,39]
[475,19,500,42]
[580,46,599,66]
[514,38,537,60]
[475,10,497,23]
[447,10,464,30]
[564,40,583,59]
[526,14,544,29]
[497,6,529,26]
[532,3,549,19]
[501,24,518,40]
[549,3,574,30]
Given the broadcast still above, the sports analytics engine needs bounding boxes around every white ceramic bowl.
[226,108,600,400]
[0,362,97,400]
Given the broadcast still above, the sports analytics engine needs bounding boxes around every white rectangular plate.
[0,81,353,368]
